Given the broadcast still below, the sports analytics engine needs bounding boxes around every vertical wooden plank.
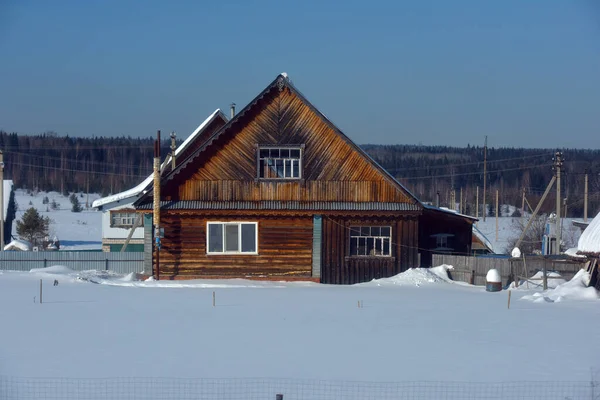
[396,220,403,273]
[413,217,419,268]
[402,218,410,270]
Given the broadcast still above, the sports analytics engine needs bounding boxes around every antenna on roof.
[230,103,236,119]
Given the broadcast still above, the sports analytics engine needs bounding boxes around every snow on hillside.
[11,189,102,250]
[475,216,582,254]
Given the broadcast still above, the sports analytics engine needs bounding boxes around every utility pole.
[475,186,479,219]
[584,169,589,223]
[553,152,563,255]
[170,131,177,171]
[521,187,525,218]
[495,189,499,242]
[483,136,488,221]
[86,162,90,208]
[0,150,4,251]
[153,131,162,280]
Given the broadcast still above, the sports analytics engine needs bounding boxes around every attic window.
[257,146,302,179]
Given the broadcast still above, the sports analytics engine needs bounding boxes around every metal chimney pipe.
[230,103,236,119]
[170,131,177,170]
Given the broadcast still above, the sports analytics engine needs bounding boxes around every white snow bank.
[520,269,598,303]
[509,270,566,290]
[29,265,75,275]
[365,265,455,287]
[4,239,32,251]
[578,212,600,253]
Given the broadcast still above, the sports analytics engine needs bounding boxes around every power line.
[398,163,554,181]
[4,151,154,171]
[7,161,149,178]
[379,152,553,173]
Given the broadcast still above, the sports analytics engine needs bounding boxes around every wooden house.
[135,73,474,283]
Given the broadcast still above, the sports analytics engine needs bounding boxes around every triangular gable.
[93,109,227,209]
[137,74,422,208]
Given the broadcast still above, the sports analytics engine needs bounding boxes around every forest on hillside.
[1,131,599,217]
[364,144,600,217]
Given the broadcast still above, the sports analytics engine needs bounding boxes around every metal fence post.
[276,394,283,400]
[105,258,109,271]
[44,258,47,269]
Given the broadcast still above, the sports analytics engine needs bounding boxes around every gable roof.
[577,211,600,255]
[423,203,478,222]
[136,73,422,208]
[92,109,228,209]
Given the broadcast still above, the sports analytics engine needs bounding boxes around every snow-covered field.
[1,265,598,383]
[11,189,102,250]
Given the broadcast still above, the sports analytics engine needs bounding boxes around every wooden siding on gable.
[166,88,414,204]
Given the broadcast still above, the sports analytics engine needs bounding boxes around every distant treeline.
[363,144,600,218]
[1,131,599,217]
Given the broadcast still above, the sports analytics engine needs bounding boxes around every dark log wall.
[157,211,313,279]
[419,210,473,267]
[321,216,419,284]
[166,87,414,204]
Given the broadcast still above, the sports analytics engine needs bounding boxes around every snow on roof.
[577,212,600,254]
[92,109,225,209]
[3,180,13,215]
[423,204,478,221]
[565,247,586,259]
[4,239,32,251]
[472,224,494,253]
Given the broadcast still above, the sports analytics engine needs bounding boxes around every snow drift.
[520,269,598,303]
[365,265,455,287]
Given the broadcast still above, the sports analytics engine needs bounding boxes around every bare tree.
[505,214,547,255]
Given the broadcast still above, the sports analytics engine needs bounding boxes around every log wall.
[158,212,313,279]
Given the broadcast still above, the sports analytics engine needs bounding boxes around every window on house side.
[207,222,258,254]
[258,146,302,179]
[349,226,392,257]
[110,211,142,228]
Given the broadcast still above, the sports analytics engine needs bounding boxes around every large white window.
[258,146,302,179]
[207,222,258,254]
[349,226,392,257]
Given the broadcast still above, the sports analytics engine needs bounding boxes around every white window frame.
[257,146,303,180]
[110,211,142,228]
[206,222,258,255]
[349,226,392,257]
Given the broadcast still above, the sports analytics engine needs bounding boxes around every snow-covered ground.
[1,265,598,383]
[11,189,102,250]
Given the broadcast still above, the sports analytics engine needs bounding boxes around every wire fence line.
[0,376,592,400]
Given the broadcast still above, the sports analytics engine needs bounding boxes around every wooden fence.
[432,254,587,286]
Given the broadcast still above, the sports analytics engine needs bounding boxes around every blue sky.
[1,0,599,148]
